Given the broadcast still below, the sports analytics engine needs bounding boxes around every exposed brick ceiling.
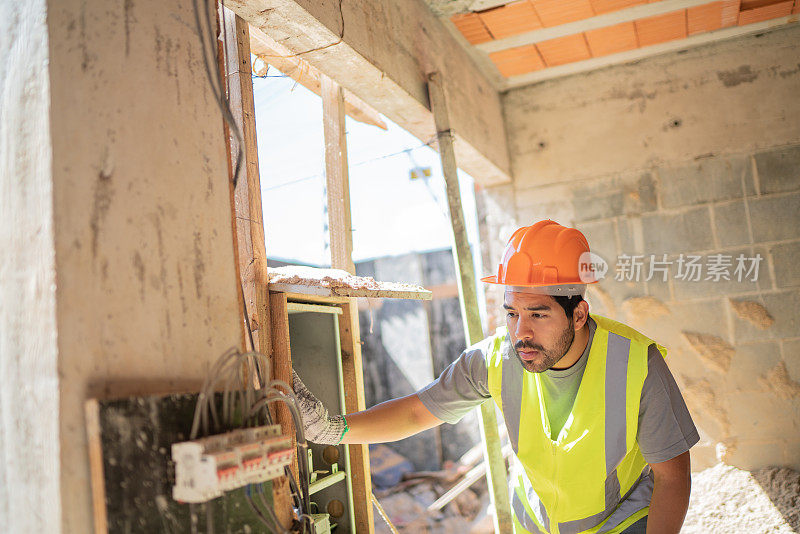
[425,0,799,89]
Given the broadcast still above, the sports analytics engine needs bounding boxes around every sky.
[251,65,483,268]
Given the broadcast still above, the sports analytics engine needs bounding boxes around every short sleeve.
[416,345,492,424]
[637,344,700,464]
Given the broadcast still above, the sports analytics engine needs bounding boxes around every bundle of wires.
[189,347,314,533]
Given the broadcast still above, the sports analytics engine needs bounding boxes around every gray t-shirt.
[417,317,699,464]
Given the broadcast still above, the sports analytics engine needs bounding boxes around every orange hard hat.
[481,220,598,294]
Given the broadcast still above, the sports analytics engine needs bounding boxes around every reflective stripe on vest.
[486,314,666,534]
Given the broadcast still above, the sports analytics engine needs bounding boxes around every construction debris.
[371,445,497,534]
[268,265,432,299]
[683,463,800,533]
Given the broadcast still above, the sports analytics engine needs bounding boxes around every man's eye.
[506,312,517,318]
[532,313,545,318]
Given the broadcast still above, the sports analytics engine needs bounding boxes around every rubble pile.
[371,445,494,534]
[683,463,799,533]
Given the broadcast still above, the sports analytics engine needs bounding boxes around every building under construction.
[2,0,799,532]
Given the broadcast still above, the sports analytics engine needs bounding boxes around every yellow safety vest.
[485,314,666,534]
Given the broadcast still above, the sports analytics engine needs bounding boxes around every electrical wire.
[262,137,438,193]
[191,0,244,188]
[189,348,313,533]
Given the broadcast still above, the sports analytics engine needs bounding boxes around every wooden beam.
[477,0,711,53]
[222,8,272,357]
[503,16,799,88]
[249,25,388,130]
[337,299,374,533]
[268,291,296,527]
[321,75,374,532]
[221,7,293,526]
[322,75,355,274]
[86,400,108,534]
[427,71,512,534]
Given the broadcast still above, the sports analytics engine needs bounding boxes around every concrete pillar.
[2,0,243,531]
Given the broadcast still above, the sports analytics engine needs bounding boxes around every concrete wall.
[357,250,482,470]
[12,0,242,531]
[481,26,800,471]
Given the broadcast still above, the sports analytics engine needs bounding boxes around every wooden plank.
[249,25,388,130]
[270,281,432,300]
[222,8,272,357]
[338,299,375,533]
[321,71,374,533]
[287,301,344,315]
[218,5,249,354]
[85,399,108,534]
[321,74,356,274]
[268,291,296,527]
[286,292,350,305]
[427,71,512,534]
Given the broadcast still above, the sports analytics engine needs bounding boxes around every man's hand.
[292,370,347,445]
[646,451,692,534]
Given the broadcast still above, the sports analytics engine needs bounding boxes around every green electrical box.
[289,307,357,533]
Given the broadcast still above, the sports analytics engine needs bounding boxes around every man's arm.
[341,393,444,444]
[646,451,691,534]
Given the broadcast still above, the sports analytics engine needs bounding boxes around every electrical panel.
[172,425,293,503]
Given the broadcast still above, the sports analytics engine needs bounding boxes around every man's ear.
[573,299,589,329]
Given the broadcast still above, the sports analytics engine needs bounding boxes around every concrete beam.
[478,0,711,54]
[504,15,799,88]
[228,0,512,186]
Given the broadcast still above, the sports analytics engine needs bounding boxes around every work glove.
[292,369,348,445]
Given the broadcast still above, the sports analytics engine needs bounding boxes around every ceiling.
[426,0,799,90]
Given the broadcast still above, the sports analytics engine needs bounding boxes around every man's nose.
[515,317,534,340]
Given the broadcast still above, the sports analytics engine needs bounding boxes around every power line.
[262,138,437,192]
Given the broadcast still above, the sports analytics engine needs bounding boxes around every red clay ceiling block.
[635,9,688,46]
[794,0,800,14]
[536,33,592,66]
[590,0,647,15]
[478,1,543,40]
[738,0,793,24]
[489,45,546,76]
[585,21,639,56]
[687,1,740,34]
[531,0,596,26]
[451,12,494,44]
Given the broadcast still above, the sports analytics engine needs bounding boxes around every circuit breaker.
[172,425,293,503]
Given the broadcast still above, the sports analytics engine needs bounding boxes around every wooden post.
[321,74,355,274]
[219,7,292,525]
[222,8,272,357]
[268,291,296,526]
[322,74,374,532]
[427,71,512,534]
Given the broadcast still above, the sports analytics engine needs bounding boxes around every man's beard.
[514,321,576,373]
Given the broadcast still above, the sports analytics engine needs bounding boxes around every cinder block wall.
[481,26,800,471]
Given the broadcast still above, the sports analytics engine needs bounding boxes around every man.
[293,219,699,534]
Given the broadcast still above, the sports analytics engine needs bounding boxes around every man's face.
[503,291,575,373]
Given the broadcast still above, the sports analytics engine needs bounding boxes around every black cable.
[191,0,244,188]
